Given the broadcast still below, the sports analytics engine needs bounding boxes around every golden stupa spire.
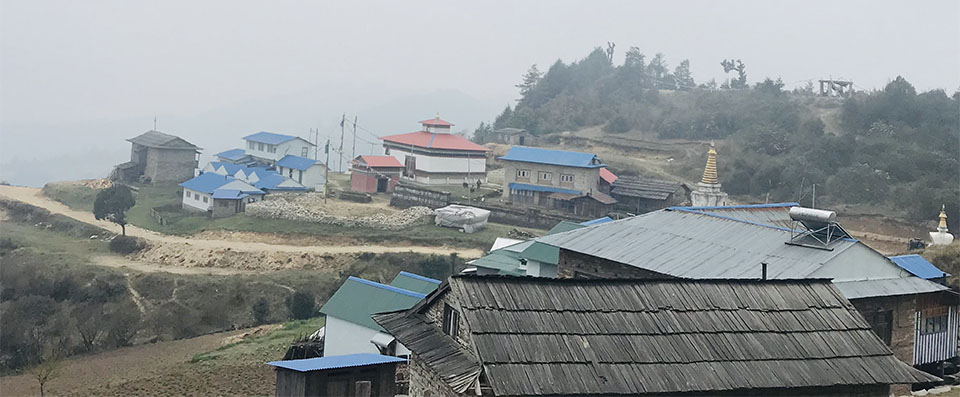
[700,142,719,185]
[939,204,949,231]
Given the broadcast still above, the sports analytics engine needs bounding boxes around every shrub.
[252,297,271,325]
[286,291,316,320]
[109,236,143,254]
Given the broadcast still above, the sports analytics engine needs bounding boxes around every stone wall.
[850,295,916,365]
[470,201,589,230]
[391,184,452,209]
[248,194,433,230]
[145,147,196,183]
[557,249,674,279]
[407,355,460,397]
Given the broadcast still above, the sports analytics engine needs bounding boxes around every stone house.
[609,175,691,214]
[112,130,200,183]
[498,146,617,217]
[380,117,489,185]
[490,127,537,146]
[319,273,440,358]
[374,276,938,396]
[537,203,960,372]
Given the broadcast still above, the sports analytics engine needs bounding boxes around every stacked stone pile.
[247,196,433,230]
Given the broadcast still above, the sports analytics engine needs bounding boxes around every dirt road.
[0,185,483,258]
[94,255,260,275]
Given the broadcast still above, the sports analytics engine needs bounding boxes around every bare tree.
[30,357,63,397]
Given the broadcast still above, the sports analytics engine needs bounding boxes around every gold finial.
[939,204,948,231]
[700,143,719,184]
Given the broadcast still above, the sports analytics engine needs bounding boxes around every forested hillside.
[475,46,959,229]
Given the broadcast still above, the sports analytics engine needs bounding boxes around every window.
[560,174,575,183]
[267,145,277,154]
[247,141,255,150]
[516,169,530,179]
[539,171,552,181]
[194,193,200,200]
[184,190,189,198]
[385,147,390,155]
[442,304,459,337]
[301,147,309,157]
[510,188,535,204]
[921,307,949,335]
[257,143,265,151]
[865,310,893,345]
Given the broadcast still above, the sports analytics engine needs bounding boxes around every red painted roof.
[380,131,489,152]
[360,155,404,168]
[600,167,618,184]
[419,118,454,127]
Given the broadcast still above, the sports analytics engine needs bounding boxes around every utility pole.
[812,184,817,208]
[352,116,357,164]
[323,139,330,204]
[339,114,345,172]
[313,128,318,160]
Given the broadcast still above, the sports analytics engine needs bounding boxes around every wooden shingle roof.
[610,175,686,200]
[127,130,200,150]
[437,276,938,396]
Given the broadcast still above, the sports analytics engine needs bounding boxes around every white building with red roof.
[379,117,489,185]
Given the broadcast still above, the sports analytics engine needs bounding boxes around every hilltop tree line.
[475,45,958,229]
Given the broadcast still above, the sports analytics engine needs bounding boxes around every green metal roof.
[389,271,442,295]
[546,221,585,235]
[521,242,560,265]
[472,250,526,276]
[319,277,426,331]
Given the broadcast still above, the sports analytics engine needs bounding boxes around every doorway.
[376,177,388,193]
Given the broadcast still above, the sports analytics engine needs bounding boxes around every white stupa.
[929,204,954,246]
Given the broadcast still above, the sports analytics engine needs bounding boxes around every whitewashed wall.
[387,147,486,174]
[245,137,315,162]
[323,316,410,357]
[182,188,212,211]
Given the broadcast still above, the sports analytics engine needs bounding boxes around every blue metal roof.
[210,162,247,176]
[252,172,306,191]
[215,149,247,161]
[580,217,613,226]
[243,131,302,145]
[348,276,427,299]
[178,173,234,194]
[498,146,604,168]
[508,182,580,195]
[277,154,318,171]
[889,254,949,279]
[211,189,261,199]
[267,353,405,372]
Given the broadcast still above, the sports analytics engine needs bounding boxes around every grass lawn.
[43,182,542,249]
[189,317,325,364]
[41,182,99,212]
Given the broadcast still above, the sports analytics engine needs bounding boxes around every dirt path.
[0,185,483,258]
[93,255,260,275]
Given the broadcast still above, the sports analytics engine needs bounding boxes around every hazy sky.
[1,0,958,185]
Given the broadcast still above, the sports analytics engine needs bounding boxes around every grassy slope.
[43,182,539,249]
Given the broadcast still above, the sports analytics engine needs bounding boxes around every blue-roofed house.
[214,148,253,164]
[319,274,434,357]
[267,353,404,397]
[276,154,327,190]
[201,161,308,192]
[178,172,265,217]
[498,146,617,218]
[243,131,316,164]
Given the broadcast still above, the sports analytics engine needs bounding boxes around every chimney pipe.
[761,262,768,280]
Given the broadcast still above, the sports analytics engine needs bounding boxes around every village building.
[201,161,307,192]
[690,143,728,207]
[350,155,404,193]
[214,148,256,165]
[374,276,938,397]
[490,127,537,146]
[178,172,264,217]
[319,273,440,358]
[890,254,950,285]
[930,205,954,246]
[241,131,316,164]
[276,154,327,191]
[268,353,404,397]
[498,146,617,218]
[112,130,200,183]
[537,203,960,369]
[610,175,690,214]
[380,117,489,185]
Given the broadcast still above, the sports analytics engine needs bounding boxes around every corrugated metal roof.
[538,209,854,279]
[277,154,319,170]
[267,353,405,372]
[610,175,686,200]
[243,131,312,145]
[419,118,454,126]
[178,173,234,194]
[471,250,526,275]
[215,148,247,161]
[580,216,613,226]
[497,146,604,168]
[508,182,580,195]
[599,167,617,184]
[889,254,950,279]
[380,131,489,152]
[833,277,950,299]
[319,276,426,331]
[211,189,254,199]
[127,130,199,150]
[680,202,799,229]
[358,155,403,168]
[546,221,585,235]
[389,271,441,295]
